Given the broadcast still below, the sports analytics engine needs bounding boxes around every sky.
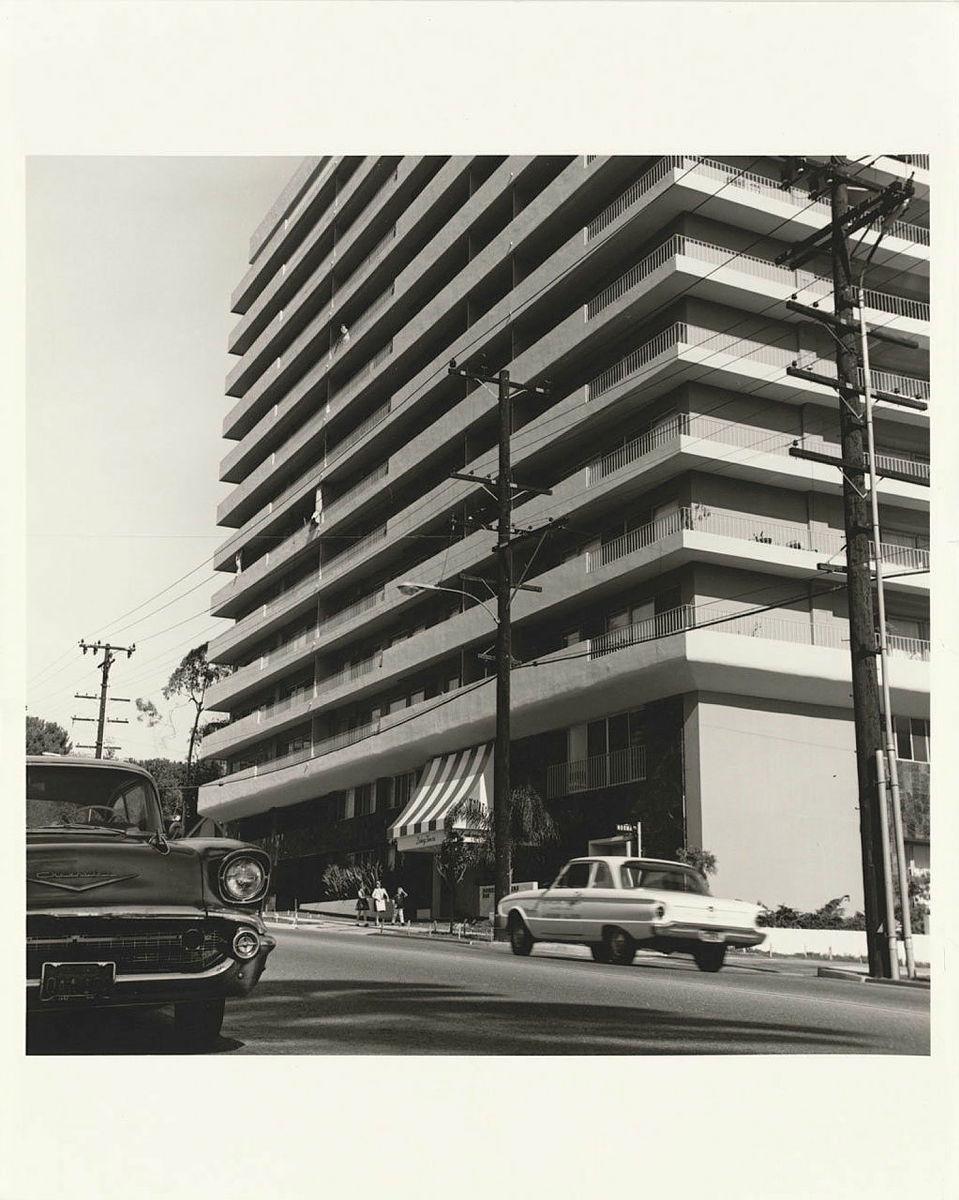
[26,156,301,761]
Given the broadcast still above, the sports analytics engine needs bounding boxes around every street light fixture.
[395,580,499,626]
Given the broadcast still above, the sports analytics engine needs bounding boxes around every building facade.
[198,155,931,917]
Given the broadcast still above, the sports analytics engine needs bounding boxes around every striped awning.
[389,744,493,851]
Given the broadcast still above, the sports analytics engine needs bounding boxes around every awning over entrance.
[389,743,493,852]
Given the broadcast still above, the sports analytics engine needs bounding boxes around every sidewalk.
[264,913,885,974]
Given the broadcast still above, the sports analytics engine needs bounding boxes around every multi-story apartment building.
[198,155,930,918]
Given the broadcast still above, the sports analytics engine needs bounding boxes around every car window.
[26,764,161,832]
[111,783,150,830]
[590,862,614,888]
[554,862,592,889]
[620,863,703,892]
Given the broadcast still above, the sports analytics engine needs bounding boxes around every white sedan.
[498,856,766,971]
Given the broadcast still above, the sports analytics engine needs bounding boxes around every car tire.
[590,944,611,963]
[508,914,534,956]
[606,928,635,966]
[693,944,727,973]
[173,997,225,1048]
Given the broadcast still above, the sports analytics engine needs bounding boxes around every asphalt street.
[27,922,929,1055]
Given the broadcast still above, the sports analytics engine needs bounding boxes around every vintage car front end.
[26,756,276,1046]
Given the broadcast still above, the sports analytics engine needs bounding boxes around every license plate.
[699,931,724,943]
[40,961,116,1002]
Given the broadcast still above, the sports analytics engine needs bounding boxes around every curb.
[865,976,931,991]
[816,967,865,982]
[817,966,931,989]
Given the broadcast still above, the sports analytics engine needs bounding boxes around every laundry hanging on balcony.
[389,743,493,852]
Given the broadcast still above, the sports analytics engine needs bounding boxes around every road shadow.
[26,1007,242,1056]
[27,975,907,1056]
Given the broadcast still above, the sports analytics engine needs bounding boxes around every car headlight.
[219,854,268,903]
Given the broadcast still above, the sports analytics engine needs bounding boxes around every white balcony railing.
[586,155,829,243]
[586,506,929,575]
[587,413,929,487]
[891,154,930,170]
[546,745,647,799]
[586,234,927,325]
[585,322,930,404]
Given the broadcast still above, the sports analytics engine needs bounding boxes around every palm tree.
[442,784,559,922]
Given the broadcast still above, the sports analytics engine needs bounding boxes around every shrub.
[321,860,384,899]
[757,895,865,930]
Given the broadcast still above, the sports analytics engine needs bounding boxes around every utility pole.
[858,293,917,978]
[495,369,514,912]
[78,641,136,757]
[779,156,921,980]
[829,169,889,980]
[448,359,556,925]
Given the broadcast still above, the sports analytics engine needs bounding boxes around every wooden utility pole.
[447,360,556,925]
[494,369,514,910]
[78,641,136,757]
[828,169,890,980]
[780,156,920,979]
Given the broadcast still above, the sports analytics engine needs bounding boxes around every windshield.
[620,862,710,895]
[27,764,162,834]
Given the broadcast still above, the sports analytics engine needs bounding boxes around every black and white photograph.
[3,4,957,1200]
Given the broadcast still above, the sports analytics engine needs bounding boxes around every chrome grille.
[27,928,227,977]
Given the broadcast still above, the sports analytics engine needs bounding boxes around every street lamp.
[396,580,499,626]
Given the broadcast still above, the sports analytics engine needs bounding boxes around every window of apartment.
[354,783,374,817]
[582,709,646,761]
[895,717,930,763]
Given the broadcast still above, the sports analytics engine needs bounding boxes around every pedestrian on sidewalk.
[356,887,370,927]
[371,879,389,930]
[392,884,408,926]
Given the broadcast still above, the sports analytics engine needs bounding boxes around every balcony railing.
[324,462,389,522]
[587,413,929,487]
[586,321,930,405]
[586,155,828,243]
[331,399,392,458]
[586,603,930,666]
[586,234,928,325]
[891,154,929,170]
[326,524,389,573]
[228,586,388,692]
[587,506,929,575]
[546,745,647,800]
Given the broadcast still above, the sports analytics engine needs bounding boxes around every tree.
[440,784,559,928]
[130,757,184,819]
[433,828,475,933]
[160,643,226,821]
[26,715,72,756]
[676,847,718,877]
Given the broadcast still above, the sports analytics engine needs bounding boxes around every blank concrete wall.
[685,691,864,912]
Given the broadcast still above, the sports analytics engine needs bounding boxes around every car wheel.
[590,943,611,963]
[508,914,534,956]
[173,997,225,1048]
[606,928,635,966]
[693,944,727,973]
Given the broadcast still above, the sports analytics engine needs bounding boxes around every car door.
[578,860,619,941]
[536,861,592,940]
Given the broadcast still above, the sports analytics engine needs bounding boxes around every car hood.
[27,836,205,910]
